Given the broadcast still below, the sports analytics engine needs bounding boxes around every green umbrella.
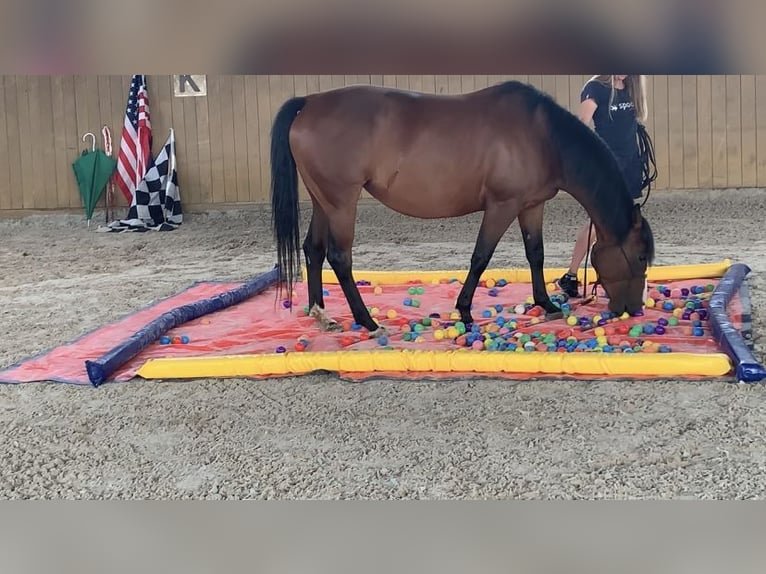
[72,133,117,228]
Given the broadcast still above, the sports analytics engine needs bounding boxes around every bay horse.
[270,80,655,337]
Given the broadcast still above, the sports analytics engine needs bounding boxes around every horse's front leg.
[456,203,517,326]
[518,204,561,318]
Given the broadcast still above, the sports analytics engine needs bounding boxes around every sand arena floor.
[0,188,764,499]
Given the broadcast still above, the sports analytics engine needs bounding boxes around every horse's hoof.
[369,326,389,339]
[324,320,343,332]
[544,310,564,321]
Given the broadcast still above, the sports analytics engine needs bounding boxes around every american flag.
[115,75,152,204]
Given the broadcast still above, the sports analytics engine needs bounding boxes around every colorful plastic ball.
[658,345,672,353]
[180,335,190,344]
[159,336,171,345]
[374,287,383,295]
[323,289,330,296]
[654,326,666,335]
[645,297,655,308]
[693,327,705,337]
[377,336,389,346]
[386,310,397,319]
[172,336,182,344]
[275,346,287,353]
[471,340,484,351]
[662,301,675,311]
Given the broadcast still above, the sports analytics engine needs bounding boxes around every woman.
[558,74,657,299]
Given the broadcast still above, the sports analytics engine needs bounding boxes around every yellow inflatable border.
[137,349,733,380]
[135,259,734,381]
[304,259,732,286]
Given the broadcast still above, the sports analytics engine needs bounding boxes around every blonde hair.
[588,75,648,123]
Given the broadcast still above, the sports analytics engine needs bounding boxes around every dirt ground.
[0,188,764,500]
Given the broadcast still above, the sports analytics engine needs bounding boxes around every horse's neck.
[575,196,623,246]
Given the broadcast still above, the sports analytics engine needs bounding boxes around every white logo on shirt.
[610,102,635,112]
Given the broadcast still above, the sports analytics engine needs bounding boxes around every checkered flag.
[100,129,183,232]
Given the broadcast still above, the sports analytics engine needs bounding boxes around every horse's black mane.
[492,80,645,250]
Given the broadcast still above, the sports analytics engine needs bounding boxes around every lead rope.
[581,221,597,302]
[637,123,658,207]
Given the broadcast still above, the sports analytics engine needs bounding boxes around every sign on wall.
[173,75,207,97]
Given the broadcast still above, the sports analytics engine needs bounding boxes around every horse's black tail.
[637,123,658,206]
[270,96,308,302]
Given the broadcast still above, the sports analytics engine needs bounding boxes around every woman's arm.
[579,98,598,126]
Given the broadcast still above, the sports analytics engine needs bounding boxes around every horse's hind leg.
[456,203,518,325]
[518,203,561,317]
[325,201,383,336]
[303,203,342,332]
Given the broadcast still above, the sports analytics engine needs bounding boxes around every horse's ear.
[632,204,642,229]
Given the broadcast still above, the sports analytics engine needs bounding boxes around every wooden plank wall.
[0,75,764,213]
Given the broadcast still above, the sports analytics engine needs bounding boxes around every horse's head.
[591,205,655,315]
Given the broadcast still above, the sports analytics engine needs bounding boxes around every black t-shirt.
[580,80,638,163]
